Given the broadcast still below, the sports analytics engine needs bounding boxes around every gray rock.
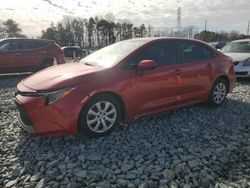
[188,159,201,169]
[126,173,136,179]
[97,181,111,188]
[183,184,192,188]
[23,175,31,183]
[138,182,148,188]
[170,181,178,188]
[74,170,87,179]
[5,180,17,188]
[46,159,59,168]
[78,155,85,162]
[30,174,40,182]
[161,169,175,181]
[159,179,168,186]
[128,183,136,188]
[113,169,121,175]
[35,178,45,188]
[11,168,20,178]
[121,163,135,172]
[86,153,102,161]
[66,182,81,188]
[116,179,127,187]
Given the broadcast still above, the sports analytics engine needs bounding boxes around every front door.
[124,40,182,117]
[0,40,15,72]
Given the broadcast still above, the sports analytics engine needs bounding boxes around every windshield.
[79,40,146,68]
[221,41,250,53]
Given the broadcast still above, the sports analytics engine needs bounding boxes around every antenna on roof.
[247,20,250,36]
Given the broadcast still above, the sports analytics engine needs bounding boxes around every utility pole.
[205,19,207,32]
[177,6,181,37]
[247,20,250,36]
[148,25,151,37]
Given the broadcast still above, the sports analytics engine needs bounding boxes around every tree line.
[0,17,249,49]
[41,15,147,49]
[0,19,26,38]
[194,30,249,42]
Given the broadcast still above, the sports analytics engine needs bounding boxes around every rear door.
[20,40,50,69]
[175,40,216,103]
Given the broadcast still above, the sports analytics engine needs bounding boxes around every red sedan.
[15,38,235,137]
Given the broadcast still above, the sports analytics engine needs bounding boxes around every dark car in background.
[0,38,65,73]
[208,41,228,50]
[62,46,87,61]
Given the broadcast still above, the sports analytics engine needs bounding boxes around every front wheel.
[207,78,228,107]
[78,95,121,137]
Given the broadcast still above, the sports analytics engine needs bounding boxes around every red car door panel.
[123,40,183,118]
[176,40,216,103]
[130,65,180,117]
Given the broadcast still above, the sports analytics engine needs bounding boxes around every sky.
[0,0,249,37]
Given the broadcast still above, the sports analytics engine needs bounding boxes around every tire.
[207,78,228,107]
[78,94,121,137]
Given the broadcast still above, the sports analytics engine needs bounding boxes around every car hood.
[22,63,104,91]
[224,53,250,62]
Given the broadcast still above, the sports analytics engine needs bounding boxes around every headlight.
[20,88,75,105]
[244,58,250,66]
[45,88,75,105]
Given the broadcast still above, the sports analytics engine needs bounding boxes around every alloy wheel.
[213,82,226,104]
[86,101,117,133]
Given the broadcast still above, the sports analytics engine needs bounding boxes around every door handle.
[207,63,212,68]
[14,53,22,56]
[175,69,181,74]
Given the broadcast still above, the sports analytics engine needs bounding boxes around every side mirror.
[138,60,157,71]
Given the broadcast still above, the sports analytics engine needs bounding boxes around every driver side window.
[124,41,178,69]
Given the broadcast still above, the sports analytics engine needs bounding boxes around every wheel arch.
[79,91,127,122]
[77,90,127,136]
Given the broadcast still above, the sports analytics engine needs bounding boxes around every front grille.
[236,72,248,76]
[234,61,240,65]
[14,99,34,127]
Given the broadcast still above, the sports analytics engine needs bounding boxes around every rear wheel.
[207,78,228,107]
[78,95,121,137]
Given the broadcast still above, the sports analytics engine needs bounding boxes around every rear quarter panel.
[212,53,235,92]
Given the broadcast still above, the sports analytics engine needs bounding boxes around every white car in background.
[221,39,250,77]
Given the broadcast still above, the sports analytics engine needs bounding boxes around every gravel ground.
[0,77,250,188]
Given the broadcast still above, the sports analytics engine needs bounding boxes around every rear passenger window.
[179,41,215,63]
[21,41,32,49]
[32,41,49,48]
[179,41,203,63]
[21,41,49,50]
[202,46,215,59]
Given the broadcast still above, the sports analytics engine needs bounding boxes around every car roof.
[0,38,54,43]
[122,37,208,45]
[231,38,250,43]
